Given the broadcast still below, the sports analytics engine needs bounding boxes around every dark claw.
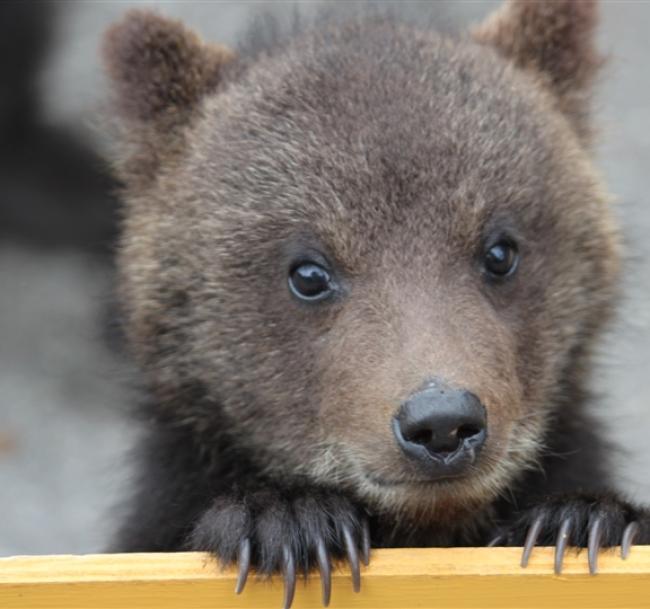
[621,522,640,560]
[554,517,572,575]
[521,515,544,568]
[282,545,296,609]
[342,524,361,593]
[587,516,603,575]
[315,536,331,607]
[235,538,251,594]
[487,533,504,547]
[361,519,371,567]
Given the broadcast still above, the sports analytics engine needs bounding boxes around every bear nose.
[392,381,487,479]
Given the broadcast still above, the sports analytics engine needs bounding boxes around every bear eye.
[483,239,519,278]
[289,262,333,301]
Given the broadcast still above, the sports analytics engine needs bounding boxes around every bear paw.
[489,493,650,574]
[186,489,369,608]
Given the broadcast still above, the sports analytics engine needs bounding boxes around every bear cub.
[103,1,649,607]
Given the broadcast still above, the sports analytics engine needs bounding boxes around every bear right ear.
[472,0,602,144]
[103,10,233,185]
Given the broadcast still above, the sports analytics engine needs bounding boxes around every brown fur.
[472,0,603,142]
[103,0,649,595]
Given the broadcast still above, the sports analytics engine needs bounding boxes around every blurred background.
[0,1,649,556]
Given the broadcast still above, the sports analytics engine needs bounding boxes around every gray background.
[1,1,649,556]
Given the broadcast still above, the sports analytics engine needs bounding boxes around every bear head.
[104,1,620,521]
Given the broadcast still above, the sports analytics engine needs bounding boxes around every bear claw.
[520,514,543,567]
[586,516,603,574]
[520,513,636,575]
[498,495,648,575]
[235,538,251,594]
[282,545,296,609]
[342,523,361,593]
[315,536,332,606]
[361,519,371,567]
[621,521,640,560]
[553,516,572,574]
[232,526,364,609]
[190,491,368,609]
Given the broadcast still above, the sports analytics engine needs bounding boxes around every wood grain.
[1,547,649,608]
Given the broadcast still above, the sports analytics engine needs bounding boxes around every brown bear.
[103,1,649,608]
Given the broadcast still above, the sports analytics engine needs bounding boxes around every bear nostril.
[456,424,482,441]
[405,429,433,447]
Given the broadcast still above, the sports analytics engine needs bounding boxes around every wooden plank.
[1,547,649,609]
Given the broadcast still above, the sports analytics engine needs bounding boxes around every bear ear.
[102,10,234,185]
[103,9,233,124]
[472,0,602,142]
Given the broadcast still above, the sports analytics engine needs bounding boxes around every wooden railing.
[1,547,649,608]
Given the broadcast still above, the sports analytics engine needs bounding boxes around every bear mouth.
[363,471,469,487]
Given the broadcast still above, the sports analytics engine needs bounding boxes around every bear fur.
[103,2,649,607]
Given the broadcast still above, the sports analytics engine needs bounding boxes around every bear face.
[106,3,620,522]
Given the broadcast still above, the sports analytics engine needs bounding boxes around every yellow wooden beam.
[1,547,649,609]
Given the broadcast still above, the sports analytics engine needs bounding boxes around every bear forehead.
[171,20,592,267]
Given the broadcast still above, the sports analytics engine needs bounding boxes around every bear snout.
[392,379,487,480]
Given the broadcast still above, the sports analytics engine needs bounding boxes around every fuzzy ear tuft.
[102,10,233,187]
[472,0,602,142]
[103,10,233,125]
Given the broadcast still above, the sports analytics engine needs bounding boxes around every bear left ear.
[103,10,234,186]
[472,0,602,143]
